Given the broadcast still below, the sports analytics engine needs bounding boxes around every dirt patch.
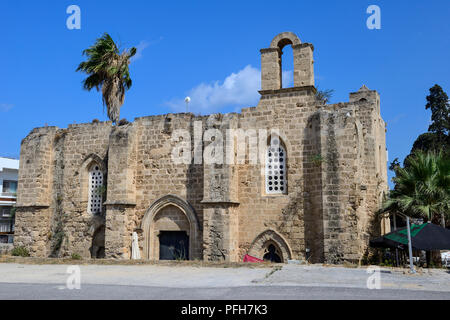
[252,266,283,283]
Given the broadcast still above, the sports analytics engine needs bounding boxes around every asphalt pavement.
[0,263,449,300]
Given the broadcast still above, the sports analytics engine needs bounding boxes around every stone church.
[14,32,389,264]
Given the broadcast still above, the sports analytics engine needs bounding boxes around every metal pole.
[185,97,190,113]
[406,216,416,273]
[393,213,399,267]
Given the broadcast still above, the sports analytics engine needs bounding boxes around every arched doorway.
[159,231,189,261]
[153,205,190,260]
[141,195,201,261]
[90,226,105,259]
[263,243,282,263]
[248,229,292,263]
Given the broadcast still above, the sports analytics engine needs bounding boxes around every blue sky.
[1,1,449,187]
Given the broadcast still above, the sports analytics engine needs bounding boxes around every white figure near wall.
[132,232,141,260]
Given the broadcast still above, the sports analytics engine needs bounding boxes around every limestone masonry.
[14,32,389,263]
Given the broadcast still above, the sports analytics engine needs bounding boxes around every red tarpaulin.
[243,254,264,263]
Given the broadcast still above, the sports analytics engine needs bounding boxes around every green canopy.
[370,223,450,251]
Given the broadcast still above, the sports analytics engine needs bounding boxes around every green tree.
[427,84,450,137]
[76,33,137,124]
[382,152,450,227]
[411,132,447,154]
[315,88,334,104]
[386,86,450,267]
[411,85,450,155]
[389,158,401,172]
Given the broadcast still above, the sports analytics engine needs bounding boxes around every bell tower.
[260,32,315,91]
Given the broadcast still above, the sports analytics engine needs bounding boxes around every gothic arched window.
[88,165,104,214]
[265,137,287,195]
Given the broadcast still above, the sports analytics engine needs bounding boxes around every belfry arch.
[260,32,315,91]
[270,32,302,49]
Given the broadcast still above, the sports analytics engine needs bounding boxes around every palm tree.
[382,151,450,226]
[315,88,334,104]
[76,33,137,124]
[381,151,449,267]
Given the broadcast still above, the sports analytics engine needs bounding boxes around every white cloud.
[131,41,149,62]
[131,37,164,63]
[165,65,293,114]
[0,104,13,112]
[389,113,407,125]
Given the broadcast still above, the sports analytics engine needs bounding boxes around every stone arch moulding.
[270,32,302,49]
[248,229,293,262]
[81,153,107,172]
[141,195,201,260]
[266,131,291,154]
[79,153,107,208]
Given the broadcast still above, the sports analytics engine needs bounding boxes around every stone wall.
[14,127,57,257]
[236,87,316,262]
[14,32,388,264]
[0,244,13,255]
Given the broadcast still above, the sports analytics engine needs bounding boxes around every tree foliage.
[426,84,450,136]
[411,85,450,156]
[383,152,450,226]
[315,88,334,104]
[385,85,450,230]
[76,33,137,124]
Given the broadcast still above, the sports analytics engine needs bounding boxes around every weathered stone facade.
[14,32,389,264]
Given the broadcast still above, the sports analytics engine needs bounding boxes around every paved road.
[1,283,449,300]
[0,263,449,300]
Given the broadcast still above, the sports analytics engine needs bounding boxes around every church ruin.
[14,32,389,264]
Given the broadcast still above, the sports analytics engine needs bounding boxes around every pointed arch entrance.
[248,229,292,263]
[141,195,201,260]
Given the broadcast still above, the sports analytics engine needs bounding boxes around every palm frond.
[76,33,136,124]
[381,151,450,221]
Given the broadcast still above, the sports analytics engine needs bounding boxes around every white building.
[0,157,19,243]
